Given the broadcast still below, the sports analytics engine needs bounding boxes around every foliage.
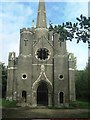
[75,65,89,101]
[2,64,7,98]
[1,98,17,107]
[49,14,90,44]
[0,98,2,106]
[69,100,89,109]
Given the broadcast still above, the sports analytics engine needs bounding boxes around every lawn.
[0,99,17,107]
[69,100,90,109]
[2,108,89,118]
[0,99,2,107]
[1,99,89,118]
[0,98,89,109]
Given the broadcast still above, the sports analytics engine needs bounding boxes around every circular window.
[59,74,64,80]
[22,74,27,79]
[35,48,50,61]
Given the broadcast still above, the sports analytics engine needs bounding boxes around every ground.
[2,107,89,119]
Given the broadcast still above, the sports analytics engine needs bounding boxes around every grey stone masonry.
[6,0,76,107]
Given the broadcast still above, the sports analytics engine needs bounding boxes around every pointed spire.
[36,0,47,28]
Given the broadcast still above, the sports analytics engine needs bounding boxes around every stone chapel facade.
[6,0,76,107]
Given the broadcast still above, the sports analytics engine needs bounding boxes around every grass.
[0,98,89,109]
[69,100,90,109]
[1,99,89,118]
[0,98,2,106]
[66,112,90,118]
[48,100,90,109]
[0,98,17,107]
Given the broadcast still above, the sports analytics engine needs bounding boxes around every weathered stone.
[6,0,76,107]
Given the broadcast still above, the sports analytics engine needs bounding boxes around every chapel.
[6,0,76,107]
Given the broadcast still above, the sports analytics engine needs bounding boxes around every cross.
[24,38,28,46]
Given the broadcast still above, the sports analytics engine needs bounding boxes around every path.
[2,107,89,119]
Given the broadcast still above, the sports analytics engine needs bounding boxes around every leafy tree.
[49,14,90,44]
[75,64,89,101]
[2,64,7,98]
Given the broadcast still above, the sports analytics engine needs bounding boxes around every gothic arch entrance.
[32,79,52,107]
[37,82,48,106]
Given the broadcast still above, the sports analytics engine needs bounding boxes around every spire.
[36,0,47,28]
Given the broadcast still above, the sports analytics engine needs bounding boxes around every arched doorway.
[37,82,48,106]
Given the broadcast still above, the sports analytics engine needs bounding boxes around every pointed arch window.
[59,92,64,103]
[22,91,27,102]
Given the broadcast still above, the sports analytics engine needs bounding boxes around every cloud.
[0,2,37,65]
[0,2,33,17]
[0,2,34,33]
[67,40,88,70]
[1,32,19,64]
[46,2,88,25]
[64,2,88,21]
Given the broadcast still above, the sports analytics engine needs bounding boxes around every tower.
[6,0,76,107]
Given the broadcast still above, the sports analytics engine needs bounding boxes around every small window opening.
[59,75,64,80]
[23,74,26,79]
[59,75,63,79]
[59,92,64,103]
[22,91,27,102]
[22,74,27,79]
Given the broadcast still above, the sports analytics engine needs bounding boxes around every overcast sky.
[0,0,89,70]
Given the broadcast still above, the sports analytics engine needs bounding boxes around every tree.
[49,14,90,44]
[75,70,87,100]
[2,64,7,98]
[75,63,89,101]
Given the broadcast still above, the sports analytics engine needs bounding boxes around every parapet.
[68,53,76,61]
[8,52,16,61]
[68,53,76,69]
[20,28,33,34]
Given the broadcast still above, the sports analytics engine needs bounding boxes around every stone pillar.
[48,92,52,106]
[32,91,37,107]
[68,53,76,101]
[6,52,16,101]
[27,92,31,106]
